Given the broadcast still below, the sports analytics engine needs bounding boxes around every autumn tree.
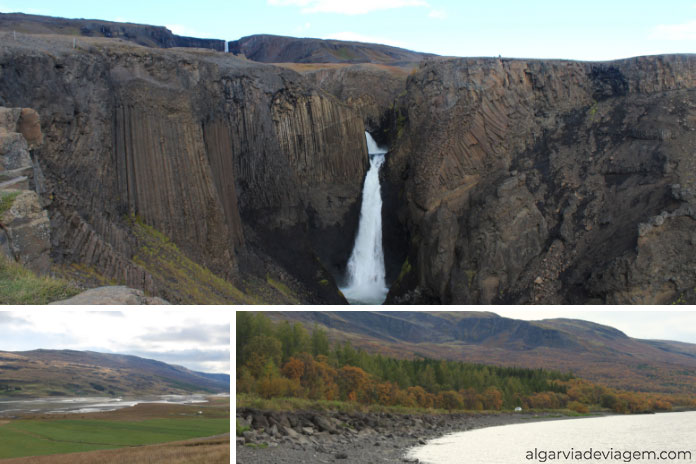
[482,386,503,410]
[338,366,370,402]
[282,357,305,381]
[407,386,433,409]
[437,390,463,411]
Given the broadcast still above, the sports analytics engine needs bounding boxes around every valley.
[0,349,230,462]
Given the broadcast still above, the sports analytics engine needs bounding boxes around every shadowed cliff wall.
[0,35,367,302]
[385,55,696,304]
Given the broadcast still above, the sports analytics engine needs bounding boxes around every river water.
[0,393,218,416]
[341,131,388,305]
[407,412,696,464]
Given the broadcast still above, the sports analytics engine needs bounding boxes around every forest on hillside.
[236,312,695,413]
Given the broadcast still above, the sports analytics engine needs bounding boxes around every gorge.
[2,13,696,304]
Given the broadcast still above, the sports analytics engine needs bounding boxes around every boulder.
[0,132,31,170]
[0,190,51,275]
[49,286,170,305]
[17,108,43,149]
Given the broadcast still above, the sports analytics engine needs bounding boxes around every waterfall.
[341,132,388,305]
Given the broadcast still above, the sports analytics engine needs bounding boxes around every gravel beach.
[235,408,588,464]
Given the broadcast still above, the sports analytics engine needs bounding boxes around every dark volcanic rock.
[383,55,696,304]
[0,34,367,303]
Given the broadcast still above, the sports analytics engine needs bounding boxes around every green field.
[0,418,230,459]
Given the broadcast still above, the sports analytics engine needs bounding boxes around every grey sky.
[494,309,696,344]
[0,310,230,374]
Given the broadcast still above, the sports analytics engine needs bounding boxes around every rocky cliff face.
[0,106,52,275]
[0,34,367,303]
[302,64,410,135]
[385,55,696,304]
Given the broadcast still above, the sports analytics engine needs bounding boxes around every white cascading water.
[341,132,388,305]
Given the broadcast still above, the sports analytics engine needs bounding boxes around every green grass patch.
[245,442,268,449]
[236,419,250,436]
[0,254,80,304]
[130,216,261,304]
[265,275,300,304]
[0,417,230,459]
[394,257,412,285]
[0,191,21,216]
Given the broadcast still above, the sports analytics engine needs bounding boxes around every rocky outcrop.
[0,34,367,303]
[229,34,434,65]
[0,12,225,51]
[0,107,51,275]
[385,55,696,304]
[304,63,410,134]
[236,408,570,464]
[49,285,169,304]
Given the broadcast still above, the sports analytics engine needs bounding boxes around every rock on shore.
[235,407,577,464]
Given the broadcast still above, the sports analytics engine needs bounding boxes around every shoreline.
[235,407,604,464]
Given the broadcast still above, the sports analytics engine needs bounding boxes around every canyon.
[1,13,695,304]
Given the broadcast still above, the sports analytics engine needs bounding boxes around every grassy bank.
[236,393,596,417]
[0,254,80,304]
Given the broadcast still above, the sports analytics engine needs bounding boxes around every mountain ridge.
[268,311,696,394]
[228,33,435,65]
[0,349,229,397]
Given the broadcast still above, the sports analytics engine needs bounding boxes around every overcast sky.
[494,309,696,344]
[0,311,230,374]
[1,1,695,61]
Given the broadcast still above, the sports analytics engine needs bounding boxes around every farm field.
[0,434,230,464]
[0,400,230,460]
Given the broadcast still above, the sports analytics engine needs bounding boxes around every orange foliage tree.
[338,366,370,402]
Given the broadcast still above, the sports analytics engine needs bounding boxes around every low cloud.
[128,349,230,373]
[269,0,428,15]
[142,325,229,345]
[0,312,28,326]
[650,20,696,40]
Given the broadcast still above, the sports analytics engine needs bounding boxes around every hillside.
[0,12,224,50]
[0,349,229,397]
[228,34,434,65]
[268,312,696,394]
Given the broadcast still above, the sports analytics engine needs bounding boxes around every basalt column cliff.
[381,56,696,304]
[0,34,367,303]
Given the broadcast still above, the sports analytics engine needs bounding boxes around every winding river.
[0,393,225,416]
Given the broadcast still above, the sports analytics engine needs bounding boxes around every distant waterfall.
[341,132,388,305]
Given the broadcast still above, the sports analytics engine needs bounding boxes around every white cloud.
[494,310,696,344]
[269,0,429,15]
[650,20,696,40]
[324,31,406,48]
[428,9,446,19]
[0,311,230,373]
